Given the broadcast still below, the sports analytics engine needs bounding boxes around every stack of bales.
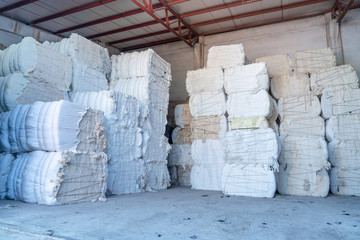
[110,49,171,190]
[168,104,193,186]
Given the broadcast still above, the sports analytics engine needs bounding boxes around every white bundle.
[169,165,192,187]
[227,90,272,119]
[330,168,360,196]
[222,129,280,171]
[190,115,227,141]
[224,62,269,94]
[280,116,325,137]
[172,127,191,144]
[229,116,269,130]
[174,104,191,128]
[255,54,293,78]
[0,153,15,199]
[310,65,359,95]
[222,164,276,198]
[145,161,171,190]
[189,90,226,117]
[71,62,108,91]
[7,151,107,205]
[186,67,223,94]
[293,48,336,73]
[328,139,360,169]
[207,44,245,68]
[321,89,360,119]
[270,73,310,99]
[278,94,321,120]
[168,144,193,167]
[325,114,360,141]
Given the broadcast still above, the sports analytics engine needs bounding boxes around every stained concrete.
[0,187,359,240]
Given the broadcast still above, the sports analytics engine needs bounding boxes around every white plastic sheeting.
[278,94,321,120]
[328,139,360,169]
[174,104,191,128]
[325,114,360,142]
[190,115,227,141]
[293,48,336,73]
[270,73,310,99]
[186,67,224,94]
[207,44,245,68]
[224,63,269,95]
[0,153,14,199]
[330,168,360,196]
[321,89,360,119]
[189,90,226,117]
[7,151,107,205]
[310,65,359,95]
[222,164,276,198]
[255,54,293,78]
[280,117,325,137]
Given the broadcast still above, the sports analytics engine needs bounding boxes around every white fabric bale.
[191,139,225,166]
[169,164,192,187]
[207,44,245,68]
[174,104,191,128]
[145,161,170,190]
[186,67,223,94]
[191,115,227,141]
[7,151,107,205]
[255,54,293,78]
[227,90,272,119]
[222,129,280,171]
[330,167,360,196]
[326,114,360,142]
[189,90,226,117]
[229,116,269,130]
[277,166,329,197]
[310,64,359,95]
[222,164,276,198]
[293,48,336,73]
[270,73,310,99]
[168,144,193,167]
[172,127,191,144]
[278,94,321,120]
[0,153,15,199]
[321,89,360,119]
[71,62,109,91]
[328,139,360,169]
[280,116,325,137]
[223,62,269,94]
[191,163,224,191]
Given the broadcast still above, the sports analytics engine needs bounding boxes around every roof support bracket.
[332,0,355,22]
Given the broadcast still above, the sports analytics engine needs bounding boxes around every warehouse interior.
[0,0,360,239]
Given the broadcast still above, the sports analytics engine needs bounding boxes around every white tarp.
[223,62,269,94]
[280,116,325,137]
[255,54,293,78]
[190,115,227,141]
[326,114,360,141]
[321,89,360,119]
[270,73,310,99]
[278,94,321,120]
[310,64,359,95]
[186,67,224,94]
[328,139,360,169]
[330,167,360,196]
[222,164,276,198]
[189,90,226,117]
[293,48,336,73]
[207,44,245,68]
[0,153,14,199]
[174,104,191,128]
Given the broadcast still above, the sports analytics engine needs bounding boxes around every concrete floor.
[0,187,359,240]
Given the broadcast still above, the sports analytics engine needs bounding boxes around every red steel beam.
[167,0,190,5]
[191,0,329,28]
[121,36,187,52]
[31,0,116,25]
[0,0,39,13]
[336,0,355,23]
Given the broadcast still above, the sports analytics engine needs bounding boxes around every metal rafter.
[0,0,39,13]
[332,0,355,22]
[121,36,188,51]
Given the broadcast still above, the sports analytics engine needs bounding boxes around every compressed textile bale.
[145,161,170,190]
[186,67,223,94]
[0,154,15,199]
[321,89,360,119]
[191,115,227,141]
[330,167,360,196]
[222,129,280,171]
[223,62,269,94]
[189,90,226,117]
[328,139,360,169]
[168,144,193,166]
[293,48,336,73]
[7,151,107,205]
[325,114,360,142]
[255,54,293,78]
[277,166,330,197]
[222,164,276,198]
[278,94,321,120]
[169,164,192,187]
[71,62,108,91]
[229,116,269,130]
[270,73,310,99]
[172,127,191,144]
[174,104,191,128]
[207,44,245,68]
[280,116,325,137]
[310,65,359,95]
[191,163,224,191]
[227,90,272,119]
[191,139,225,165]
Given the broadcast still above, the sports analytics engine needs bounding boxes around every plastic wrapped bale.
[325,114,360,142]
[191,115,227,141]
[6,151,107,205]
[328,139,360,169]
[172,127,192,144]
[168,144,193,187]
[186,67,224,94]
[169,165,192,187]
[207,44,245,68]
[189,91,226,117]
[221,164,276,198]
[255,54,293,78]
[0,100,105,153]
[270,73,310,100]
[224,62,269,95]
[174,104,191,128]
[227,90,272,119]
[229,116,269,130]
[277,135,331,197]
[321,89,360,119]
[280,116,325,137]
[293,48,336,73]
[278,94,321,120]
[330,168,360,196]
[0,154,15,199]
[190,139,225,191]
[310,65,359,95]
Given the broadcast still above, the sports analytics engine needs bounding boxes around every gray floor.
[0,187,359,240]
